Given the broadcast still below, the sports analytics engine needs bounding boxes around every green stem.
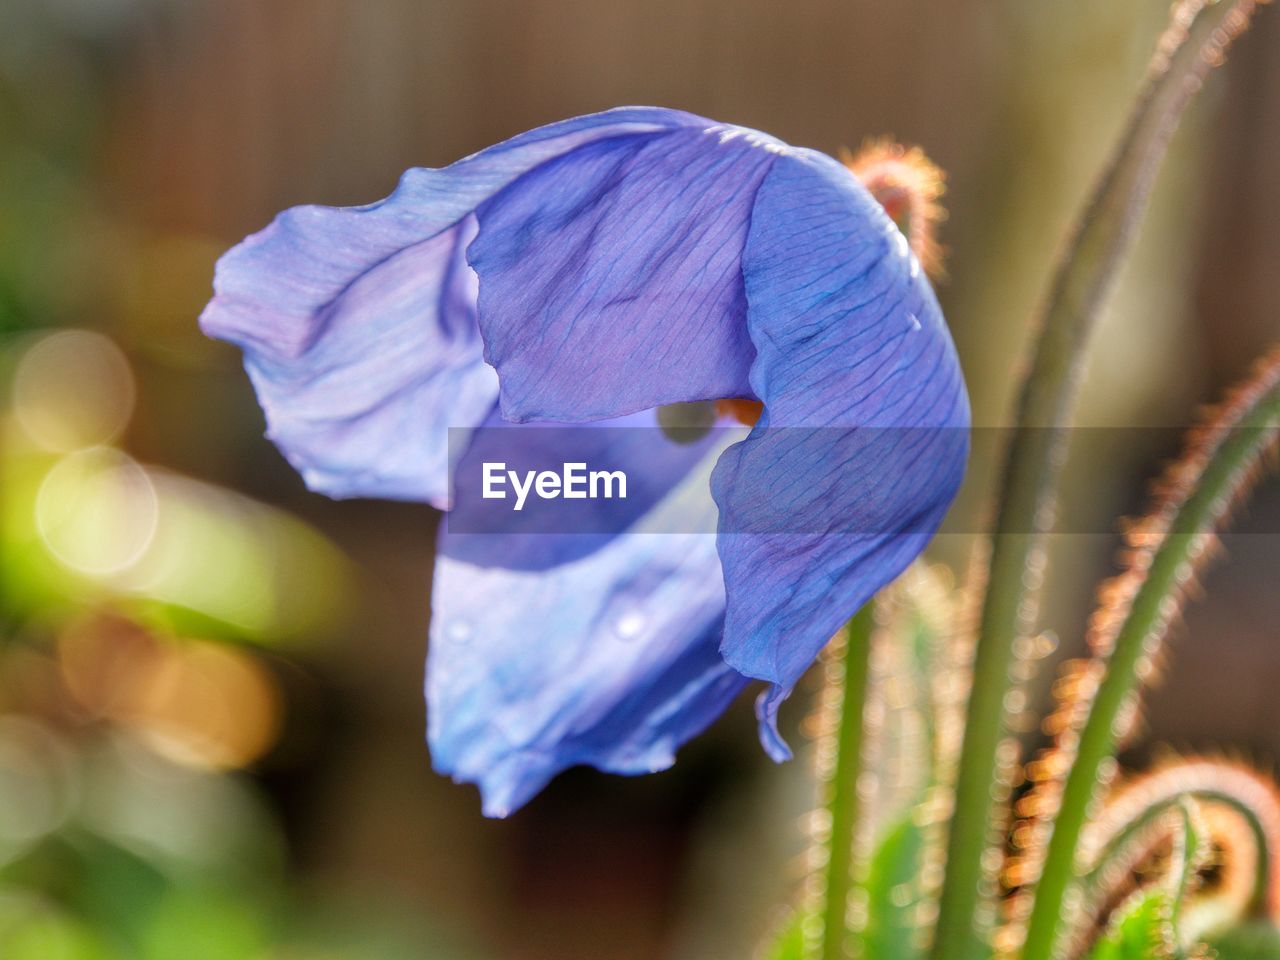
[1021,378,1280,960]
[819,605,875,960]
[931,4,1261,958]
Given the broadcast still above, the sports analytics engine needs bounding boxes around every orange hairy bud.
[844,139,947,280]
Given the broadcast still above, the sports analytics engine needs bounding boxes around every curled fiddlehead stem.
[1010,345,1280,960]
[934,4,1269,958]
[1073,759,1280,953]
[1080,797,1209,960]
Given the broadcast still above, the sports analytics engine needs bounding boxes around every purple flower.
[200,107,969,816]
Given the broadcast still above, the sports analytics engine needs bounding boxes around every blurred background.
[0,1,1278,957]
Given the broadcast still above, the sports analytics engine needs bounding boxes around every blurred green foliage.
[0,7,487,955]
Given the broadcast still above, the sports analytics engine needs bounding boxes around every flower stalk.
[816,605,876,960]
[1016,349,1280,960]
[931,4,1265,958]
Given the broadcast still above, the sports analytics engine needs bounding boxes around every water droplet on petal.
[614,612,645,640]
[444,619,472,644]
[908,313,922,332]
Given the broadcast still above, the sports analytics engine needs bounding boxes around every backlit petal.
[469,125,784,422]
[429,425,745,816]
[712,148,969,755]
[201,108,703,504]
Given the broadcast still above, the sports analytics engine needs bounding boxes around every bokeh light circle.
[12,329,136,451]
[0,717,79,861]
[129,640,282,771]
[35,447,158,577]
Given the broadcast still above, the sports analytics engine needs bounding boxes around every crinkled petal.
[200,107,704,504]
[429,423,747,817]
[711,148,969,756]
[230,217,495,505]
[470,125,786,422]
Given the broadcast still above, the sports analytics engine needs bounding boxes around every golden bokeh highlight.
[58,618,282,772]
